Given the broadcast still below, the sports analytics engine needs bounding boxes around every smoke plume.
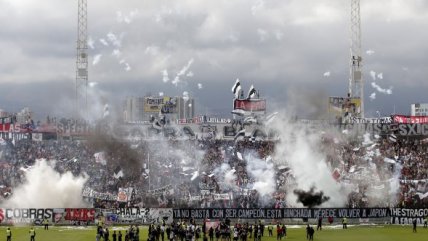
[293,186,330,208]
[2,159,89,208]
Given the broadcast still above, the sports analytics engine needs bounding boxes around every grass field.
[0,224,427,241]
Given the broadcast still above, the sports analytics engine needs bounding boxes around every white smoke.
[197,83,203,89]
[213,163,238,191]
[377,73,383,79]
[272,115,347,207]
[245,154,276,196]
[2,159,89,208]
[369,92,376,101]
[323,71,331,77]
[92,54,102,66]
[371,82,393,95]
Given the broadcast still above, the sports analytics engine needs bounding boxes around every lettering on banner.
[64,208,95,221]
[389,208,428,218]
[172,208,390,219]
[3,209,53,224]
[113,208,173,224]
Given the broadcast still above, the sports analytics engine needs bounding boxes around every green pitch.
[0,225,427,241]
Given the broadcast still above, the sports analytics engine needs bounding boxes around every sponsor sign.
[392,115,428,124]
[233,99,266,112]
[144,97,176,113]
[0,123,11,132]
[56,120,92,136]
[328,97,361,120]
[64,208,95,221]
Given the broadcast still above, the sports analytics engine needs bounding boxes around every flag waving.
[247,85,256,99]
[231,79,242,98]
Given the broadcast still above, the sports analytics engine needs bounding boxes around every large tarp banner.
[101,208,173,224]
[172,208,390,219]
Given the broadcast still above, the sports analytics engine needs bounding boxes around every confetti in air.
[370,70,376,80]
[145,46,160,56]
[125,63,131,71]
[183,91,190,102]
[162,69,169,83]
[107,32,122,47]
[116,9,140,24]
[88,82,98,88]
[369,92,376,100]
[366,49,375,55]
[99,39,109,46]
[371,82,392,95]
[88,37,95,49]
[323,71,331,77]
[92,54,102,66]
[112,49,122,57]
[197,83,203,89]
[172,58,194,86]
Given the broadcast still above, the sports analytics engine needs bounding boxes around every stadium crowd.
[1,127,428,209]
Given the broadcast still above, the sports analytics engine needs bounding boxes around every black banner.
[173,208,390,219]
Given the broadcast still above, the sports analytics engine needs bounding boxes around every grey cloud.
[0,0,427,119]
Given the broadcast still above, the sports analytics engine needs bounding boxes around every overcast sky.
[0,0,427,120]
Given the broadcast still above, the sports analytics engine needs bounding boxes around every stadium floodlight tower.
[75,0,88,119]
[348,0,364,118]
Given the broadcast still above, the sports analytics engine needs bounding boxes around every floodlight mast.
[75,0,88,119]
[348,0,364,118]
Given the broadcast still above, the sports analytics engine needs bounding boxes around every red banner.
[64,208,95,221]
[392,115,428,124]
[233,99,266,112]
[0,124,11,132]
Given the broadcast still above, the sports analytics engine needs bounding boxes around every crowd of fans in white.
[0,128,427,209]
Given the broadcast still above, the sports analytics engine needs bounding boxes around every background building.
[411,103,428,116]
[123,97,145,123]
[123,95,195,123]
